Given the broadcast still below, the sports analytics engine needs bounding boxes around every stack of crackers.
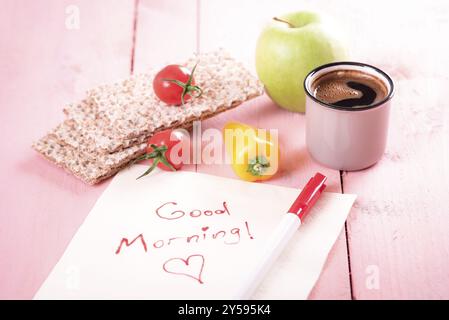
[33,50,264,184]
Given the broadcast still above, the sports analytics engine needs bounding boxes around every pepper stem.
[247,156,271,177]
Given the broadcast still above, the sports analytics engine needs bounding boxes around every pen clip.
[288,173,327,220]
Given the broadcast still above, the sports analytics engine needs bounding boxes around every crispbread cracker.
[52,119,148,156]
[34,96,254,184]
[33,49,264,184]
[63,50,263,153]
[32,134,147,185]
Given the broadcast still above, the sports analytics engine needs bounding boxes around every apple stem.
[273,17,294,28]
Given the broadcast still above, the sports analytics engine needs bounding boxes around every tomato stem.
[136,158,160,180]
[162,62,203,105]
[134,144,177,180]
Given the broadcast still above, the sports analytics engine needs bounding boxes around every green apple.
[256,11,346,112]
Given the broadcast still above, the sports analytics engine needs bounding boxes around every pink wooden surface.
[0,0,135,299]
[1,0,448,300]
[323,0,449,299]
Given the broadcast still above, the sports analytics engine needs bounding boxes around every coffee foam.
[312,70,388,106]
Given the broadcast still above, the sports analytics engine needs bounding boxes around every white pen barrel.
[235,213,301,300]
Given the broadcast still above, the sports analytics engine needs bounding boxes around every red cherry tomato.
[134,130,186,179]
[153,64,202,106]
[147,130,184,171]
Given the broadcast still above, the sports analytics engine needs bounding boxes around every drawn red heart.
[162,254,205,284]
[201,226,209,232]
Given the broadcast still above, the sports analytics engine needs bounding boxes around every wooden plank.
[197,0,352,299]
[132,0,198,172]
[338,0,449,299]
[0,0,135,299]
[345,77,449,299]
[133,0,198,72]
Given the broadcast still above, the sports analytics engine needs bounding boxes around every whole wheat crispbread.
[33,49,264,184]
[62,50,263,154]
[32,134,147,185]
[52,118,149,156]
[36,97,259,184]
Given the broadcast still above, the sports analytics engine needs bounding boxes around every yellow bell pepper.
[223,121,279,182]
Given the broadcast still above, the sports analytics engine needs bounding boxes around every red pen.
[235,173,327,299]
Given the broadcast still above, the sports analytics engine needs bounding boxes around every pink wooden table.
[1,0,448,300]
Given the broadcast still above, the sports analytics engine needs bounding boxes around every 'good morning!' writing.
[115,201,254,255]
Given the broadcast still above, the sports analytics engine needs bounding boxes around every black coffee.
[312,70,388,108]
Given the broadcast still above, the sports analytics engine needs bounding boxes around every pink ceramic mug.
[304,62,394,171]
